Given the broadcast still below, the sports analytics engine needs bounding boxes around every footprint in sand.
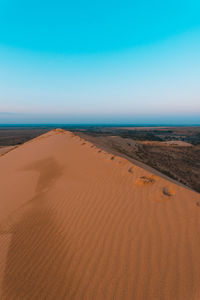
[162,186,175,197]
[128,167,134,174]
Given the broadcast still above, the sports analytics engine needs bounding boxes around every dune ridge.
[0,129,200,299]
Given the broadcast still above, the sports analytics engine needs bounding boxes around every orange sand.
[0,146,16,156]
[0,129,200,300]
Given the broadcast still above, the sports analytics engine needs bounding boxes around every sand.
[0,129,200,300]
[0,146,16,156]
[139,140,192,147]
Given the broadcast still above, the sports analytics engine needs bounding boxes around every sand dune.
[0,129,200,299]
[0,146,16,156]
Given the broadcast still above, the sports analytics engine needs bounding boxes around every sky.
[0,0,200,124]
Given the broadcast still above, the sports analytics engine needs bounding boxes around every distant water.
[0,124,199,129]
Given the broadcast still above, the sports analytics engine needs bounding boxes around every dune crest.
[0,129,200,300]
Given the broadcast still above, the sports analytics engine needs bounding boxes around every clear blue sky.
[0,0,200,124]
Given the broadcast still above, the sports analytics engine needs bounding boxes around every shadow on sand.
[2,157,73,299]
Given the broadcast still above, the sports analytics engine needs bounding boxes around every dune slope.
[0,129,200,300]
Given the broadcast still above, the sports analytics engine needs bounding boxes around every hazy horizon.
[0,112,200,126]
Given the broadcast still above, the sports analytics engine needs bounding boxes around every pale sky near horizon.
[0,0,200,124]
